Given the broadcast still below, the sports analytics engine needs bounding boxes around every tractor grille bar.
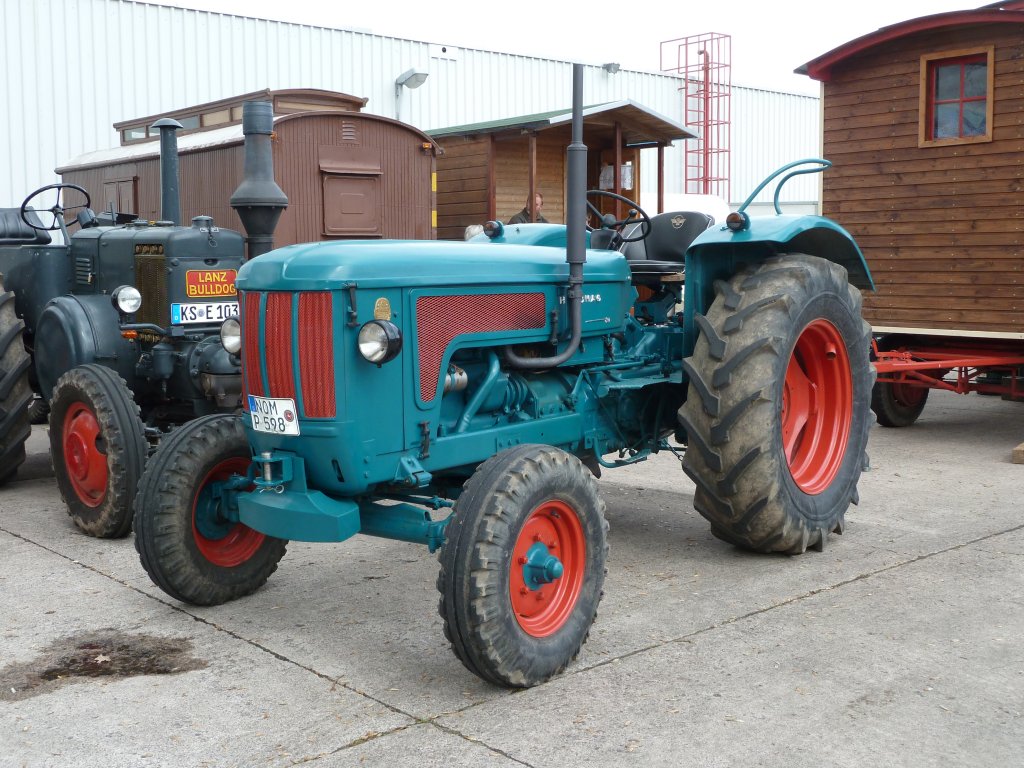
[134,254,169,326]
[240,290,336,418]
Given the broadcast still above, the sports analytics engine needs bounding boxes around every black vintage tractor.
[0,104,286,537]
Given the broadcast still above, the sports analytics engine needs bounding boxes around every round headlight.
[357,320,402,364]
[220,315,242,355]
[112,285,143,314]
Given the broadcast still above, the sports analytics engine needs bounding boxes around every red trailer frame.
[872,336,1024,399]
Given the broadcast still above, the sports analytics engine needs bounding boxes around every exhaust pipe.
[152,118,183,225]
[230,101,288,260]
[506,62,587,370]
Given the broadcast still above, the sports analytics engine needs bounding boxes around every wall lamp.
[602,62,620,74]
[395,68,429,121]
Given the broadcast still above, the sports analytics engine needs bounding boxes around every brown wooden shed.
[429,101,695,241]
[798,2,1024,339]
[58,89,440,243]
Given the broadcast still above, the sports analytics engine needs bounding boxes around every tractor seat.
[0,208,52,245]
[620,211,714,285]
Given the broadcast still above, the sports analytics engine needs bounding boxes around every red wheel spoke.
[783,355,816,461]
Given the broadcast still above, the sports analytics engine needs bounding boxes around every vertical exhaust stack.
[505,62,587,370]
[152,118,183,225]
[230,101,288,260]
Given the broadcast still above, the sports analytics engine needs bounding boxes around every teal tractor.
[134,66,876,687]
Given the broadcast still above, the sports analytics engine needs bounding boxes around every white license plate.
[247,396,300,435]
[171,301,240,325]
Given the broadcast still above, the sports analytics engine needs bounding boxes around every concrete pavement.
[1,389,1022,767]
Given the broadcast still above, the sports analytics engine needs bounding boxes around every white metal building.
[1,0,822,216]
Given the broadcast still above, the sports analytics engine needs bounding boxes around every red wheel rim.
[192,457,265,567]
[782,319,853,495]
[61,402,108,507]
[509,500,586,638]
[891,382,927,407]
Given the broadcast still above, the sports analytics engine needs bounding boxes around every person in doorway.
[508,192,548,224]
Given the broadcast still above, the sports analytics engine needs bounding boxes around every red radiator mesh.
[298,292,336,417]
[264,293,296,400]
[241,292,263,398]
[416,293,547,402]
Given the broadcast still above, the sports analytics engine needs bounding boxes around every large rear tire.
[48,365,146,537]
[0,283,32,487]
[678,254,874,554]
[437,444,608,687]
[871,381,928,427]
[133,414,287,606]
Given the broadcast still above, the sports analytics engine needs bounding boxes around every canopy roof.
[429,100,695,147]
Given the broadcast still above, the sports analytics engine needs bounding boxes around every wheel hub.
[782,319,853,495]
[509,500,585,637]
[192,457,265,567]
[62,403,108,506]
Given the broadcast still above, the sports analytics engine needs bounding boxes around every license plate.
[247,396,300,435]
[171,301,240,325]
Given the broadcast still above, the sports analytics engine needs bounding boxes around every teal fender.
[681,214,874,355]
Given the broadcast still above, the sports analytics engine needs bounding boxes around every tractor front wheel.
[49,365,146,537]
[871,381,929,428]
[678,254,874,554]
[0,282,32,487]
[437,444,608,687]
[133,414,287,605]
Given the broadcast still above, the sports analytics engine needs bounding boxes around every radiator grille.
[416,293,547,402]
[298,293,336,417]
[240,290,335,418]
[135,255,168,326]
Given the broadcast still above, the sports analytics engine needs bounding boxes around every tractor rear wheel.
[133,414,287,606]
[49,365,147,537]
[437,444,608,687]
[871,381,929,428]
[0,282,32,487]
[678,254,874,554]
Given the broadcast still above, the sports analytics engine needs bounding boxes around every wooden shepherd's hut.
[58,89,441,243]
[798,2,1024,338]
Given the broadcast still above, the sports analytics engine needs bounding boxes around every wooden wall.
[495,134,566,225]
[820,22,1024,336]
[62,113,436,246]
[435,136,490,240]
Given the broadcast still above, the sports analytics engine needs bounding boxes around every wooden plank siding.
[495,134,566,226]
[819,22,1024,335]
[434,137,490,240]
[61,111,438,246]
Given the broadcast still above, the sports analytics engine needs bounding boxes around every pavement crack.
[571,520,1024,678]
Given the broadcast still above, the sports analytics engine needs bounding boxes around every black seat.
[621,211,714,285]
[0,208,52,245]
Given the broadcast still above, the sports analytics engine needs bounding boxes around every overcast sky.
[143,0,982,95]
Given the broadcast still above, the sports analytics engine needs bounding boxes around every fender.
[688,214,873,290]
[34,295,136,399]
[681,214,874,356]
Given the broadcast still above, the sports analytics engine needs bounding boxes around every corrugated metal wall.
[1,0,821,215]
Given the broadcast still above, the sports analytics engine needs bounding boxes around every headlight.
[357,320,402,364]
[111,285,142,314]
[220,315,242,354]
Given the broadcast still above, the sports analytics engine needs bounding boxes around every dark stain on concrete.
[0,629,207,701]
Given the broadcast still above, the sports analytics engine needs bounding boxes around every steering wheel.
[20,183,92,232]
[585,189,652,243]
